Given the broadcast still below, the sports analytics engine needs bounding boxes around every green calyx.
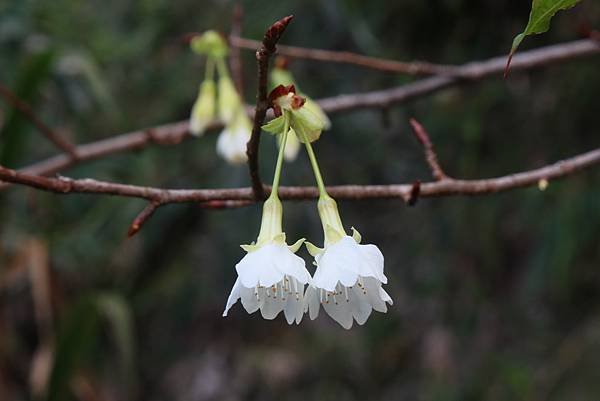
[262,109,323,144]
[317,195,347,246]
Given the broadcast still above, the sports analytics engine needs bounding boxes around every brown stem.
[230,36,458,76]
[409,118,448,181]
[2,147,599,205]
[0,83,78,158]
[128,201,162,237]
[246,15,294,201]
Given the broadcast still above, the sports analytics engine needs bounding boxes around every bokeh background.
[1,1,600,400]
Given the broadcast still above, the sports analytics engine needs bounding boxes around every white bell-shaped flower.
[216,109,251,164]
[223,197,311,324]
[304,196,392,329]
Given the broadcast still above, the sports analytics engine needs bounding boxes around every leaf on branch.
[505,0,582,76]
[261,115,286,134]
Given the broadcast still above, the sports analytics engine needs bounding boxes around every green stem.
[204,57,215,81]
[301,132,328,198]
[270,117,290,198]
[215,57,230,79]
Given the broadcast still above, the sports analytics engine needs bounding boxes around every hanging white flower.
[223,197,311,324]
[216,109,251,164]
[190,79,216,136]
[304,196,392,329]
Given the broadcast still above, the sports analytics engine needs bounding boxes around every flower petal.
[322,292,353,329]
[304,285,320,320]
[222,278,243,317]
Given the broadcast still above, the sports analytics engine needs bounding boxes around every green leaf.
[261,115,286,135]
[507,0,582,74]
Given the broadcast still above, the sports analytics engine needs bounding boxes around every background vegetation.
[1,1,600,400]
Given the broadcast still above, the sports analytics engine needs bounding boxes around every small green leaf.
[507,0,582,74]
[261,115,286,135]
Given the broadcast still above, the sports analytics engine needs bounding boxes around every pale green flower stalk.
[298,129,393,329]
[223,120,311,324]
[189,30,251,163]
[270,63,331,161]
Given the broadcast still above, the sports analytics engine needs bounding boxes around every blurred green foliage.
[1,1,600,400]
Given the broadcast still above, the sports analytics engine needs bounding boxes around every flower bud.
[190,79,216,136]
[218,75,242,124]
[190,30,228,58]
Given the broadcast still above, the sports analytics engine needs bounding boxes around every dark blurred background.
[1,1,600,400]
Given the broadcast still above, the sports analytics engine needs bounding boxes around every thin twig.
[0,39,598,190]
[247,15,294,201]
[128,201,162,237]
[0,83,79,158]
[229,4,245,97]
[230,36,458,76]
[409,118,448,181]
[2,147,599,205]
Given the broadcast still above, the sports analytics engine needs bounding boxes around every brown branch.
[0,38,597,191]
[229,4,245,97]
[2,147,599,206]
[246,15,294,201]
[0,83,78,158]
[318,39,600,113]
[409,118,448,181]
[128,201,161,237]
[229,36,458,76]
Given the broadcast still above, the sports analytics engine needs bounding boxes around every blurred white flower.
[223,197,311,324]
[216,109,251,164]
[190,79,216,136]
[304,197,392,329]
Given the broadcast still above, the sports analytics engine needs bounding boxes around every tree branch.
[409,118,448,181]
[318,39,600,113]
[246,15,294,201]
[0,83,78,158]
[229,36,458,76]
[128,201,161,237]
[0,39,597,191]
[2,147,599,206]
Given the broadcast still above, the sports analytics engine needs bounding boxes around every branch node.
[128,201,162,237]
[407,180,421,206]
